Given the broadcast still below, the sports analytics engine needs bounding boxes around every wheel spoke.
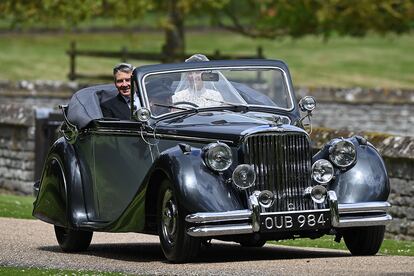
[161,189,178,245]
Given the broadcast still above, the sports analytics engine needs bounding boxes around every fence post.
[121,46,128,62]
[257,46,263,58]
[214,49,220,60]
[256,46,264,81]
[68,41,76,81]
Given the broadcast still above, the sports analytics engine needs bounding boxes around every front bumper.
[185,190,392,237]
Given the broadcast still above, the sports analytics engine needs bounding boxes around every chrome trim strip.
[89,129,141,136]
[338,202,391,214]
[187,224,253,237]
[334,214,392,228]
[156,134,234,144]
[88,129,235,144]
[329,190,392,227]
[185,210,251,224]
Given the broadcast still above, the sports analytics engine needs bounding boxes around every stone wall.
[0,81,75,194]
[296,87,414,137]
[0,82,413,239]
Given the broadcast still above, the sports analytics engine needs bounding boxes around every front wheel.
[343,225,385,255]
[54,225,93,252]
[157,179,200,263]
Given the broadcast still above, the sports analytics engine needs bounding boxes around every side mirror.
[299,96,316,113]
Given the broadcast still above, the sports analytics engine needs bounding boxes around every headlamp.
[329,140,356,168]
[232,164,256,190]
[203,142,232,172]
[312,159,334,184]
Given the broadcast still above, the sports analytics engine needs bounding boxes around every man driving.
[101,63,139,119]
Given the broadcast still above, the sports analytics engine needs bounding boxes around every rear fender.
[33,137,87,228]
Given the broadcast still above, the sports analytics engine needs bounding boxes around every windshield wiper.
[204,98,249,112]
[153,102,197,111]
[153,102,200,124]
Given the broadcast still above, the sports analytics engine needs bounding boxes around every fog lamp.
[232,164,256,190]
[258,190,274,208]
[329,140,356,168]
[305,185,327,204]
[135,108,151,122]
[312,159,334,184]
[203,142,232,172]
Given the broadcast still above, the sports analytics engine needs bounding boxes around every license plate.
[260,210,331,232]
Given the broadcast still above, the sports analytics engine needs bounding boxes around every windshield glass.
[143,67,293,117]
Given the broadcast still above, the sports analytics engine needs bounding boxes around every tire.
[157,179,201,263]
[54,225,93,252]
[343,225,385,256]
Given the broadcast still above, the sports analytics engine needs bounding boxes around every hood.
[154,111,306,142]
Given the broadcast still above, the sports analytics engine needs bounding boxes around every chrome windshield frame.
[140,66,296,119]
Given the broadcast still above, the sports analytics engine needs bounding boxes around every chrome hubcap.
[161,189,178,246]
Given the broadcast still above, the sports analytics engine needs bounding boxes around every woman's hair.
[185,54,209,63]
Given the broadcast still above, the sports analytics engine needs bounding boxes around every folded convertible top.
[67,84,117,129]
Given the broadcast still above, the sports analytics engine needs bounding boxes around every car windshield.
[143,67,293,117]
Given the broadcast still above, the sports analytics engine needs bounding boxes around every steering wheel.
[174,101,199,108]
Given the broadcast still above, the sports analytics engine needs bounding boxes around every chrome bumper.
[185,191,392,237]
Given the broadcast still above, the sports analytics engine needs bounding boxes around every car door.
[76,121,155,222]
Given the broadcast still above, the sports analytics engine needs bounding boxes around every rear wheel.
[157,179,200,263]
[54,225,93,252]
[343,225,385,255]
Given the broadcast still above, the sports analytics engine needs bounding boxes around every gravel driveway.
[1,218,413,275]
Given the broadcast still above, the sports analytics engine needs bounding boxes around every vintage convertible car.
[33,59,391,262]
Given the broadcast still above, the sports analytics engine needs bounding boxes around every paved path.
[1,218,413,275]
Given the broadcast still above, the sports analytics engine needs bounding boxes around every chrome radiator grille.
[243,132,313,212]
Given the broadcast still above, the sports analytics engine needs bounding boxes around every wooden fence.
[67,41,265,81]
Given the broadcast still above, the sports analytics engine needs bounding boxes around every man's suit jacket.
[100,93,131,120]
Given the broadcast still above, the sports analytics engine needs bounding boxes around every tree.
[1,0,413,62]
[212,0,414,38]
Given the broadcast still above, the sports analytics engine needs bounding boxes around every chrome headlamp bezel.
[329,140,357,168]
[135,107,151,122]
[203,142,233,172]
[232,164,256,190]
[299,96,316,112]
[311,159,334,184]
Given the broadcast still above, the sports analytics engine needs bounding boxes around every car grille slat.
[244,132,313,212]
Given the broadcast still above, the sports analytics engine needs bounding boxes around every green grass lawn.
[1,192,413,257]
[0,193,35,219]
[272,236,414,256]
[0,31,413,88]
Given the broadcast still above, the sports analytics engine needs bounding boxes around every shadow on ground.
[38,241,349,264]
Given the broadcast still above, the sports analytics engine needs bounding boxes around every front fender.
[314,136,390,203]
[33,137,87,228]
[153,145,244,214]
